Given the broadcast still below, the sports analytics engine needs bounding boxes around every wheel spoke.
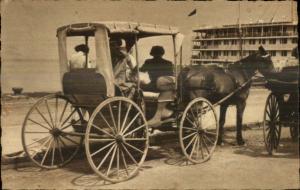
[60,135,80,146]
[123,142,144,154]
[106,145,117,176]
[182,126,197,131]
[121,143,138,166]
[201,135,210,154]
[120,103,133,132]
[124,138,147,141]
[35,107,53,129]
[202,133,215,145]
[41,138,54,166]
[123,124,146,138]
[56,138,64,163]
[182,132,197,141]
[96,144,116,170]
[117,147,120,179]
[120,147,129,176]
[45,99,55,128]
[99,111,116,135]
[55,97,59,127]
[60,119,81,131]
[189,136,198,159]
[28,136,52,158]
[25,131,50,134]
[184,135,197,151]
[186,114,197,128]
[51,138,56,166]
[89,138,115,142]
[59,109,77,128]
[108,104,117,131]
[26,135,51,148]
[121,112,141,135]
[204,131,217,136]
[59,101,69,122]
[90,141,115,157]
[199,135,204,159]
[118,101,122,133]
[91,124,115,138]
[28,118,52,131]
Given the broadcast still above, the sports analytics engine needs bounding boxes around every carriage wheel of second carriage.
[263,93,281,155]
[179,97,219,164]
[22,94,84,169]
[85,97,149,183]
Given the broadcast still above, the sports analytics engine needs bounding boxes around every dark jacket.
[140,57,173,85]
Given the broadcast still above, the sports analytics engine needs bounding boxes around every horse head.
[239,46,275,75]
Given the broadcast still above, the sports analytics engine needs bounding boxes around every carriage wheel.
[179,97,219,164]
[263,93,281,155]
[85,97,149,183]
[22,94,84,169]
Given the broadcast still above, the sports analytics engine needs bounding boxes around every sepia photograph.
[1,0,299,189]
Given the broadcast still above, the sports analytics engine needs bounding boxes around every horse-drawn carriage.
[22,22,219,182]
[262,63,299,155]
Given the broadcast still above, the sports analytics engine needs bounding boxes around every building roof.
[193,21,298,32]
[57,21,179,37]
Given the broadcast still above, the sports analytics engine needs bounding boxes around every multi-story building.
[191,21,298,66]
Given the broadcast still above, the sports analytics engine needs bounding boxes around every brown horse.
[179,46,274,145]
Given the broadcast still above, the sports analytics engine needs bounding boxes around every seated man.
[69,44,89,69]
[110,38,136,91]
[140,46,174,91]
[140,46,175,127]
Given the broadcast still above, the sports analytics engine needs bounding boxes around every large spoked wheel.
[263,93,281,155]
[22,94,84,169]
[179,97,219,164]
[85,97,149,183]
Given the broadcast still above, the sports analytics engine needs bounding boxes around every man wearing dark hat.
[69,44,90,69]
[140,46,173,91]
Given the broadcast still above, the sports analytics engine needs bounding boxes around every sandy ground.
[1,127,299,189]
[1,87,299,189]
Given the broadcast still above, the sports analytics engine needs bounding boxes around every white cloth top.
[69,51,86,69]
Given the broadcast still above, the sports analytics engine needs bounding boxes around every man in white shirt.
[69,44,89,69]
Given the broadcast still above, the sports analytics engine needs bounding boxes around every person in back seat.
[69,44,89,69]
[140,46,174,91]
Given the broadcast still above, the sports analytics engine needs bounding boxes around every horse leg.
[217,104,228,145]
[236,100,246,145]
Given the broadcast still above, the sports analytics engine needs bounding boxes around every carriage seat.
[143,76,176,102]
[62,69,107,106]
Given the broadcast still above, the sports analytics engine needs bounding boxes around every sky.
[1,0,297,93]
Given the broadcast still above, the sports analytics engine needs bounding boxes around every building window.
[242,51,247,56]
[231,40,237,45]
[231,51,237,56]
[292,38,297,44]
[259,39,266,44]
[281,51,287,56]
[224,51,229,56]
[270,51,276,56]
[207,41,212,46]
[269,39,276,44]
[224,40,229,45]
[249,39,256,45]
[280,38,287,44]
[213,51,218,58]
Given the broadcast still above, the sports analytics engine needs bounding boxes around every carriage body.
[262,65,299,154]
[22,22,219,182]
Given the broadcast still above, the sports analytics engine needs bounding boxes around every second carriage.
[22,22,219,182]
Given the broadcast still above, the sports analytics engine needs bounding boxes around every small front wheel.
[179,97,219,164]
[85,97,149,183]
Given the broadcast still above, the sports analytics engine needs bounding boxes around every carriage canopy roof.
[57,21,179,37]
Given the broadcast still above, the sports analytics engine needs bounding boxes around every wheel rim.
[22,94,84,169]
[263,94,281,155]
[85,97,149,183]
[179,97,218,164]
